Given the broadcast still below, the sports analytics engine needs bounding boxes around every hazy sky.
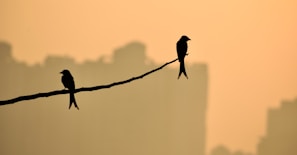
[1,0,297,154]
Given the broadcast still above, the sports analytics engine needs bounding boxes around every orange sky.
[1,0,297,154]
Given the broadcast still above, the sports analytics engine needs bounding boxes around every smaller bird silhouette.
[176,35,191,79]
[60,69,79,110]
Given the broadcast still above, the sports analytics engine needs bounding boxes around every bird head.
[180,35,191,41]
[60,69,71,75]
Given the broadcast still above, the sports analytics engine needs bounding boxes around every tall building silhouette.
[0,42,208,155]
[257,98,297,155]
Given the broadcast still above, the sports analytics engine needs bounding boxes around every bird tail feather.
[70,92,79,110]
[178,61,188,79]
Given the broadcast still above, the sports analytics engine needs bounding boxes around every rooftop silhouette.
[210,145,253,155]
[257,98,297,155]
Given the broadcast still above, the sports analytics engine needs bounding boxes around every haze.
[1,0,297,154]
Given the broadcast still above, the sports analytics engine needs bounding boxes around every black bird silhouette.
[60,69,79,110]
[176,35,190,79]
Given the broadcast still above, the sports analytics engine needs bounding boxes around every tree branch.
[0,58,179,106]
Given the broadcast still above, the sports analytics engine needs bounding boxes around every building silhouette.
[257,98,297,155]
[0,41,208,155]
[210,145,253,155]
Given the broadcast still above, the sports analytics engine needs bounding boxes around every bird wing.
[176,41,188,61]
[62,75,75,90]
[61,75,68,88]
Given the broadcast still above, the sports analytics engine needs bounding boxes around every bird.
[176,35,190,79]
[60,69,79,110]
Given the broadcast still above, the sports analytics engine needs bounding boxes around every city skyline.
[1,41,297,155]
[1,1,297,153]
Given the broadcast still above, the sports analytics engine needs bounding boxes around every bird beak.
[60,71,63,74]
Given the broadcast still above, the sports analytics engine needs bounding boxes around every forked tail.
[178,61,188,79]
[69,92,79,110]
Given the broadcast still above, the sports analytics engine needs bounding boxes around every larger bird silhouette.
[176,35,191,79]
[60,69,79,110]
